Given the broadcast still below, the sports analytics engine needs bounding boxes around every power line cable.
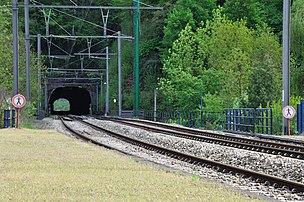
[69,0,93,54]
[69,0,77,6]
[83,58,95,69]
[78,42,107,53]
[30,0,119,34]
[43,36,72,55]
[133,0,154,7]
[48,15,72,36]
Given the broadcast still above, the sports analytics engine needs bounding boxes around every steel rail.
[110,118,304,160]
[224,130,304,146]
[118,118,304,147]
[60,117,138,156]
[121,118,304,146]
[63,116,304,192]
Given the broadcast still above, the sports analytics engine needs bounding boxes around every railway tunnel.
[49,87,91,115]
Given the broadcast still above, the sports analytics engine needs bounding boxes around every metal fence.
[297,101,304,134]
[143,111,225,129]
[3,109,16,128]
[110,108,274,135]
[225,108,272,134]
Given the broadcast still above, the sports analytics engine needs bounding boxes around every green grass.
[0,128,263,201]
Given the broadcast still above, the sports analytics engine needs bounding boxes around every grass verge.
[0,128,263,201]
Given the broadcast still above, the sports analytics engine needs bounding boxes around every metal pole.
[25,0,31,101]
[133,0,140,116]
[100,75,103,114]
[118,31,122,117]
[200,90,203,113]
[96,84,99,113]
[154,88,157,122]
[282,0,291,135]
[44,80,48,115]
[12,0,19,95]
[37,34,41,118]
[105,47,109,116]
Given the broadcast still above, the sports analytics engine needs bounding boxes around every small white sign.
[282,106,295,119]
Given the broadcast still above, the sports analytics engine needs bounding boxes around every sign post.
[282,106,295,136]
[12,94,26,128]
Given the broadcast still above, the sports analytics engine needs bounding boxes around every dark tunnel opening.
[49,87,91,115]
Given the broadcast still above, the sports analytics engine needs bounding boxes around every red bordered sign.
[282,106,295,119]
[12,94,26,108]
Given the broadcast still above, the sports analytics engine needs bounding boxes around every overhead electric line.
[31,34,133,39]
[25,4,162,10]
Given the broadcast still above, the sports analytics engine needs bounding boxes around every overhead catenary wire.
[82,58,95,69]
[48,15,73,36]
[78,40,106,54]
[34,8,120,60]
[30,0,121,34]
[38,35,109,57]
[40,8,72,36]
[30,0,104,30]
[69,0,77,6]
[24,3,162,10]
[29,0,132,67]
[41,37,109,70]
[69,0,93,54]
[43,37,72,56]
[133,0,153,7]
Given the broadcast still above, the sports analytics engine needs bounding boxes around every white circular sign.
[282,106,295,119]
[12,94,26,108]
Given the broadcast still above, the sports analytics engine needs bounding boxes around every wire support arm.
[29,34,133,39]
[24,5,163,10]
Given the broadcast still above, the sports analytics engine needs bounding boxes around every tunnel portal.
[49,87,91,115]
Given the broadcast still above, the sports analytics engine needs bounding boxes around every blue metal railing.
[110,108,273,135]
[226,108,272,134]
[143,111,225,129]
[3,109,16,128]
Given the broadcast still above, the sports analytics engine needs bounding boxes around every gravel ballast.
[53,117,304,201]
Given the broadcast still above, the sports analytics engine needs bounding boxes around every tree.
[162,6,195,54]
[222,0,265,28]
[160,9,282,112]
[222,0,283,36]
[258,0,282,36]
[0,7,13,90]
[162,0,216,57]
[0,6,42,108]
[159,25,202,110]
[291,0,304,96]
[248,26,281,107]
[200,11,253,107]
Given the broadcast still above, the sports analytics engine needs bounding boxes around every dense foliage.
[160,10,281,111]
[0,2,41,126]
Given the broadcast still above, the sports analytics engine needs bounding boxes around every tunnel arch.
[49,87,91,115]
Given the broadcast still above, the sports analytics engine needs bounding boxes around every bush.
[19,101,37,128]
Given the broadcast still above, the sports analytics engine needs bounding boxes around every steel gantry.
[12,0,162,117]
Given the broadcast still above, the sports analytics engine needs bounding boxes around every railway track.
[107,118,304,160]
[60,116,304,193]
